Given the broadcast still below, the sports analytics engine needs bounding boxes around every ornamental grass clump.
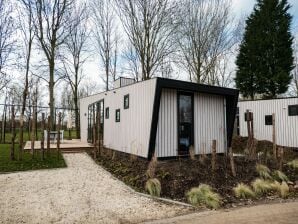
[272,170,289,182]
[251,178,273,196]
[256,164,272,180]
[186,184,222,209]
[145,178,161,197]
[287,159,298,169]
[270,181,289,199]
[233,183,255,199]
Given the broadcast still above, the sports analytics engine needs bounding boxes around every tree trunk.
[57,112,61,159]
[211,140,217,171]
[272,113,276,159]
[74,87,80,139]
[10,105,15,160]
[47,116,51,155]
[49,62,55,129]
[31,105,36,159]
[41,113,45,160]
[229,147,236,177]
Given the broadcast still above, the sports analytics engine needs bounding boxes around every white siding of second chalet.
[155,90,226,157]
[238,98,298,148]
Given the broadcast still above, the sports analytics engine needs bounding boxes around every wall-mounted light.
[84,113,87,116]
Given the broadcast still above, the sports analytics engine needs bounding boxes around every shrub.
[251,178,273,196]
[233,183,255,199]
[287,159,298,169]
[272,170,289,182]
[145,178,161,197]
[186,184,222,209]
[256,164,272,180]
[270,181,289,199]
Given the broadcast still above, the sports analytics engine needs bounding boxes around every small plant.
[256,164,272,180]
[272,170,289,182]
[251,178,273,196]
[287,159,298,169]
[279,181,290,198]
[189,145,195,160]
[146,154,158,178]
[270,181,289,198]
[233,183,255,199]
[186,184,222,209]
[145,178,161,197]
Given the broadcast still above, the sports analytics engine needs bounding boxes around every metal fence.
[0,104,79,144]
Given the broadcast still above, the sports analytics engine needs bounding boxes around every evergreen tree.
[235,0,294,99]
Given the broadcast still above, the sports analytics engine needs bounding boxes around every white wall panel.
[238,98,298,147]
[80,79,157,158]
[194,93,226,154]
[155,89,178,157]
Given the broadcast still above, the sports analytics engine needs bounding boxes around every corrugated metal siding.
[155,90,226,157]
[194,93,226,154]
[80,79,157,158]
[238,98,298,147]
[120,77,135,87]
[155,89,178,157]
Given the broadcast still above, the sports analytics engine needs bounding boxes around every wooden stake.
[41,113,45,160]
[228,147,236,177]
[278,147,284,171]
[211,140,217,171]
[10,105,15,160]
[272,113,276,159]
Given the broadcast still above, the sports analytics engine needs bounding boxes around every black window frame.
[115,109,120,122]
[105,107,109,119]
[288,105,298,116]
[265,115,273,125]
[124,94,129,109]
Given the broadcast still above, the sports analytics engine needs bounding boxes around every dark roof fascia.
[156,77,238,96]
[239,96,298,102]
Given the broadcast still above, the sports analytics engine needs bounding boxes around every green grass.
[0,144,66,173]
[145,178,161,197]
[0,129,78,143]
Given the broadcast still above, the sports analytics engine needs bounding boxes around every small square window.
[115,109,120,122]
[105,107,109,119]
[265,115,272,125]
[288,105,298,116]
[124,94,129,109]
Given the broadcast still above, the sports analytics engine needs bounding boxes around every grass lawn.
[0,144,66,173]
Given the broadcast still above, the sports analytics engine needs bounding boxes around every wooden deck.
[24,139,93,153]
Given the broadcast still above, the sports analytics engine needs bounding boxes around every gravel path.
[0,153,189,224]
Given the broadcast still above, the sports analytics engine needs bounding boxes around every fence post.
[41,113,45,160]
[228,147,236,177]
[57,112,61,159]
[10,105,15,160]
[272,113,276,159]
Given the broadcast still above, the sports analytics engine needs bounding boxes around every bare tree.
[63,3,89,138]
[122,42,141,81]
[116,0,177,80]
[31,0,74,127]
[17,0,35,160]
[0,0,15,91]
[91,0,119,91]
[176,0,237,84]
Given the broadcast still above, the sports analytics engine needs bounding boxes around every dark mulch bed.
[90,137,298,207]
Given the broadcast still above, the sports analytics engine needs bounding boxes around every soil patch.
[91,137,298,207]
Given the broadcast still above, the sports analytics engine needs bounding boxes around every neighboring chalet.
[80,77,239,159]
[238,97,298,148]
